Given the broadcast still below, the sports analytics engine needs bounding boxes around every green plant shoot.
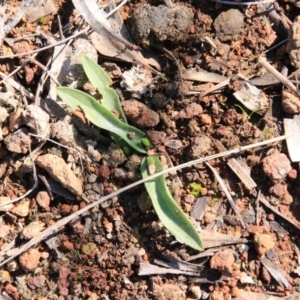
[56,55,204,251]
[189,182,202,197]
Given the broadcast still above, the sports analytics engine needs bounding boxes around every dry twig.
[258,56,299,93]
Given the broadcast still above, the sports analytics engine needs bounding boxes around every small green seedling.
[57,55,203,251]
[209,197,220,206]
[234,104,262,120]
[189,182,202,197]
[39,17,47,25]
[263,127,272,138]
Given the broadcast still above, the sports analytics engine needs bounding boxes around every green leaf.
[141,156,204,251]
[57,87,148,154]
[81,55,127,123]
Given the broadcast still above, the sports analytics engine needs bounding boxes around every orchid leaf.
[56,87,148,153]
[81,55,127,123]
[141,156,204,251]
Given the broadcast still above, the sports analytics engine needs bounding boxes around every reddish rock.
[147,130,166,145]
[122,100,160,128]
[61,204,72,215]
[98,165,111,179]
[36,154,83,195]
[58,267,71,296]
[247,225,267,234]
[210,248,235,273]
[70,217,85,234]
[184,102,203,119]
[222,108,237,125]
[28,274,46,289]
[288,169,297,180]
[262,151,292,183]
[215,126,233,136]
[4,283,20,300]
[19,249,41,272]
[199,113,212,125]
[36,191,51,211]
[79,201,87,210]
[61,240,74,251]
[270,183,285,198]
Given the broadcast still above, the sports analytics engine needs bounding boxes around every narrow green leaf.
[81,55,127,123]
[57,87,148,154]
[141,156,204,251]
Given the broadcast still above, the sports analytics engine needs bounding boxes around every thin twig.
[57,15,64,40]
[258,56,299,93]
[259,196,300,231]
[34,55,54,106]
[0,53,38,85]
[0,71,35,100]
[205,162,246,229]
[201,77,230,97]
[153,45,185,95]
[203,36,217,49]
[106,0,127,19]
[27,57,61,86]
[0,134,290,266]
[263,39,288,54]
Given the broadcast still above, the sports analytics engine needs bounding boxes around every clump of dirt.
[129,3,194,45]
[213,9,244,41]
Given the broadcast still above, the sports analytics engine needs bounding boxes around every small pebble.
[288,169,297,180]
[0,270,10,283]
[189,285,202,299]
[88,173,97,183]
[98,165,111,179]
[254,233,276,256]
[21,221,45,239]
[210,248,235,273]
[36,154,83,195]
[36,191,51,210]
[151,92,168,109]
[19,249,41,272]
[11,199,30,217]
[262,151,292,183]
